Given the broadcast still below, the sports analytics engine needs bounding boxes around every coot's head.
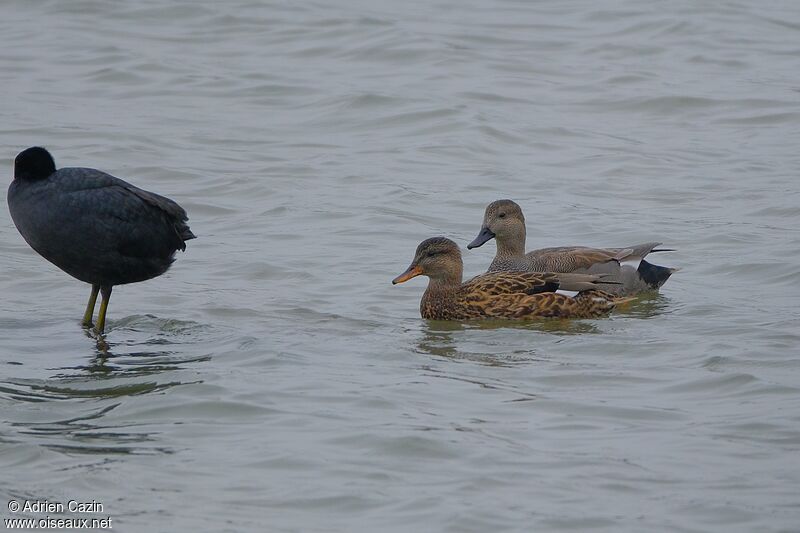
[14,147,56,181]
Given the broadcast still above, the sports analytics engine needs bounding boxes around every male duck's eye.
[498,213,506,218]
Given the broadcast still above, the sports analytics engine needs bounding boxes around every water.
[1,0,799,531]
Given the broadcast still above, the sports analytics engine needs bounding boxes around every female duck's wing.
[456,286,624,319]
[462,271,562,296]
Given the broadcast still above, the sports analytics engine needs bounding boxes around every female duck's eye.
[498,213,506,219]
[426,251,438,258]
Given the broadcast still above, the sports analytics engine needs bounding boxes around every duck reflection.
[412,294,672,364]
[617,292,674,319]
[413,320,560,366]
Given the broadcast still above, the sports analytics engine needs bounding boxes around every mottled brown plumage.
[393,237,629,320]
[467,199,677,295]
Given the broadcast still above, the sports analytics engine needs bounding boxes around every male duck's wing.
[526,246,621,272]
[529,242,672,271]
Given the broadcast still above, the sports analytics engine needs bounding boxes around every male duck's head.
[468,199,526,250]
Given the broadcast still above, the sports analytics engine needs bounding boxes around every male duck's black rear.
[467,199,677,295]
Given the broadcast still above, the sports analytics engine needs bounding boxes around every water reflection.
[413,320,558,366]
[2,375,179,455]
[414,322,463,360]
[413,324,542,402]
[11,400,172,456]
[0,315,216,456]
[68,314,215,379]
[424,318,603,334]
[416,317,603,362]
[412,297,671,365]
[617,293,675,319]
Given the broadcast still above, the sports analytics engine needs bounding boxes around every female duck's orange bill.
[392,265,423,285]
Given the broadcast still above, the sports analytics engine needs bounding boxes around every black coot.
[8,147,195,334]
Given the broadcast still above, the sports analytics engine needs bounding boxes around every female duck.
[392,237,629,320]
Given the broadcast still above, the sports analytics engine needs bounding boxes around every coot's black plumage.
[8,147,195,334]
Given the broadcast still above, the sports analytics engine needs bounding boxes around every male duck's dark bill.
[392,265,423,285]
[467,227,495,249]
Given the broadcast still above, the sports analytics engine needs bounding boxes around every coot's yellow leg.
[94,286,113,335]
[82,284,100,327]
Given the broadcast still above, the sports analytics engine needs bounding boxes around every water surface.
[1,0,799,531]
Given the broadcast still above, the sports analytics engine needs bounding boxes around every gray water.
[1,0,799,531]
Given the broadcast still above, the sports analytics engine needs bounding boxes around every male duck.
[467,200,676,295]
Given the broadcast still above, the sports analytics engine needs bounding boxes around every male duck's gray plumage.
[467,200,676,296]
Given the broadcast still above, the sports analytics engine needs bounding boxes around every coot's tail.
[177,222,196,243]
